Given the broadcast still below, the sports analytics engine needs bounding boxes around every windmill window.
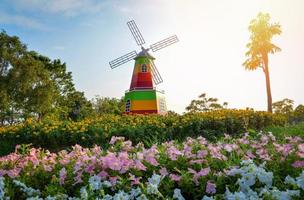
[141,64,147,72]
[125,99,131,112]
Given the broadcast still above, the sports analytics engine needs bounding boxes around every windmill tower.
[109,20,178,114]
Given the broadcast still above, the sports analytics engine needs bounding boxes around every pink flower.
[245,150,256,159]
[298,144,304,152]
[196,150,208,158]
[223,144,234,152]
[206,181,216,194]
[197,136,208,145]
[143,145,159,166]
[292,160,304,168]
[282,144,293,156]
[188,167,210,185]
[7,168,21,178]
[98,171,108,179]
[256,148,271,161]
[145,156,159,166]
[159,167,169,177]
[198,167,210,177]
[129,174,141,185]
[0,170,6,176]
[109,176,119,185]
[208,145,227,160]
[189,159,205,165]
[109,136,125,145]
[260,135,269,145]
[169,174,181,182]
[84,165,95,175]
[183,145,195,158]
[286,136,303,144]
[134,160,147,171]
[59,167,67,185]
[73,171,83,185]
[167,146,182,161]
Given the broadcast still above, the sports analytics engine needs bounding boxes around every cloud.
[0,12,46,30]
[53,45,65,50]
[9,0,107,17]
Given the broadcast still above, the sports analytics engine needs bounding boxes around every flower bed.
[0,131,303,199]
[0,110,287,155]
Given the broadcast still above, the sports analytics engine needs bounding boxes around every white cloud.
[53,45,65,50]
[9,0,107,17]
[0,12,46,30]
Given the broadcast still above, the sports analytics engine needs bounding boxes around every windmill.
[109,20,178,114]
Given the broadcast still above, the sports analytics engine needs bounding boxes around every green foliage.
[186,93,227,112]
[272,98,294,114]
[243,12,282,71]
[0,30,92,124]
[0,110,287,155]
[91,96,124,115]
[264,122,304,140]
[292,105,304,124]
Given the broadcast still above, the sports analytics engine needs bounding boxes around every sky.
[1,0,303,113]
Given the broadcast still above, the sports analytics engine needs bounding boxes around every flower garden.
[0,110,303,199]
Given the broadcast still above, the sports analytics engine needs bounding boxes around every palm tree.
[243,13,282,113]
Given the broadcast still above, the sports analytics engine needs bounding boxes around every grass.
[264,121,304,139]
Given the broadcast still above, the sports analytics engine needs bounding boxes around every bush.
[0,109,287,155]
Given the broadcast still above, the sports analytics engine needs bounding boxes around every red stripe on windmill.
[109,20,179,114]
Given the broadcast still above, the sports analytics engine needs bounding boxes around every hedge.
[0,109,287,155]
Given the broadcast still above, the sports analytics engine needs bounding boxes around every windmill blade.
[150,35,179,52]
[109,50,137,69]
[149,59,163,85]
[127,20,145,46]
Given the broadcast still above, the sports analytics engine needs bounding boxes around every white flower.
[130,187,141,198]
[269,187,300,200]
[89,175,102,191]
[284,175,296,185]
[0,176,5,199]
[173,188,185,200]
[80,187,88,199]
[225,188,247,200]
[113,190,129,200]
[13,180,40,197]
[102,194,113,200]
[26,197,43,200]
[101,180,112,188]
[148,174,161,186]
[296,171,304,190]
[256,170,273,188]
[201,196,214,200]
[147,184,159,195]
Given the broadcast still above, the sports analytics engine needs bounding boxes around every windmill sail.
[150,35,179,52]
[149,59,163,85]
[109,51,137,69]
[127,20,145,46]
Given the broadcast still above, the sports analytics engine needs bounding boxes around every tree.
[67,91,93,121]
[91,96,124,115]
[243,13,282,113]
[185,93,227,112]
[293,104,304,123]
[0,30,92,123]
[272,98,294,114]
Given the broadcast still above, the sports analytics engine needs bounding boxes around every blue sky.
[1,0,304,113]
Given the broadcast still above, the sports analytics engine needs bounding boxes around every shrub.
[0,110,287,155]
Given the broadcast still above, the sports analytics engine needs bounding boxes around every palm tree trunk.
[263,54,273,113]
